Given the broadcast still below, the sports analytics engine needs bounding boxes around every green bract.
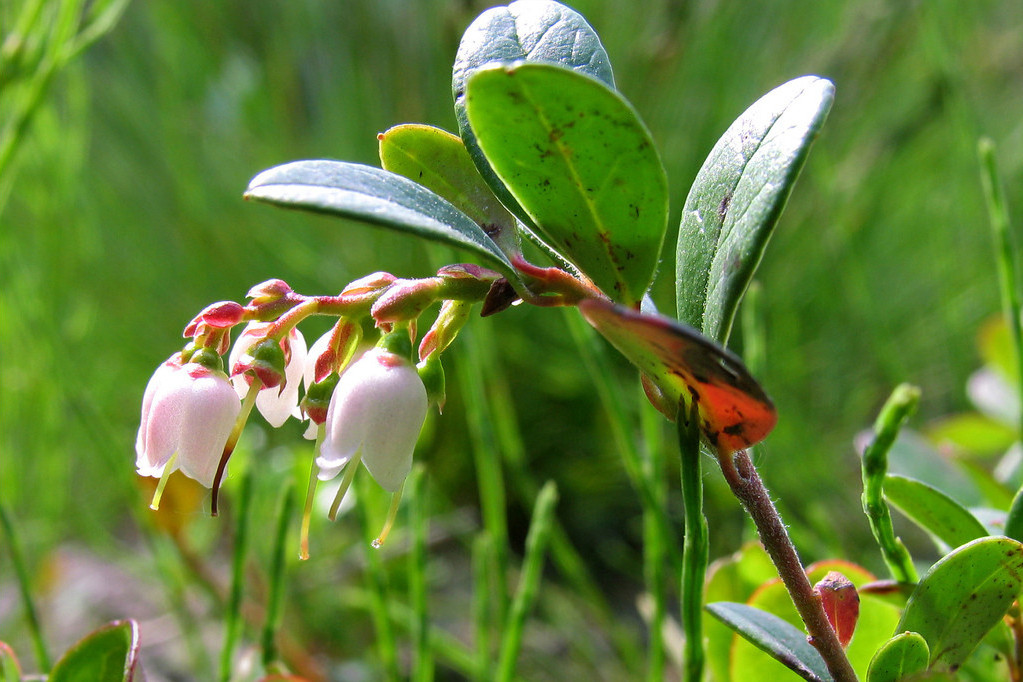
[466,62,668,304]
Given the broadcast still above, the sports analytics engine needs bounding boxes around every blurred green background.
[2,0,1022,679]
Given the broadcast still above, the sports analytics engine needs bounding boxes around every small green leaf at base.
[882,474,989,551]
[867,631,929,682]
[706,601,833,682]
[897,536,1023,670]
[49,620,140,682]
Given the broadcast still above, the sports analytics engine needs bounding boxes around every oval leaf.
[579,298,776,452]
[897,536,1023,670]
[467,62,668,304]
[883,474,989,550]
[452,0,614,228]
[378,124,521,258]
[706,601,833,682]
[49,620,140,682]
[867,631,930,682]
[676,76,834,342]
[244,160,518,283]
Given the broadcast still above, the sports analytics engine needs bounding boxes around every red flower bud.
[814,571,859,648]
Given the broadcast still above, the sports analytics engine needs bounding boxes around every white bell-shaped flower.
[316,347,427,491]
[135,356,241,487]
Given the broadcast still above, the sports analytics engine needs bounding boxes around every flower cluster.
[134,270,486,551]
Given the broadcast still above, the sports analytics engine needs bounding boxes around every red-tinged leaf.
[814,571,860,648]
[579,297,776,452]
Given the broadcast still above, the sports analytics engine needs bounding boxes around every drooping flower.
[135,353,241,488]
[229,323,307,428]
[316,346,428,492]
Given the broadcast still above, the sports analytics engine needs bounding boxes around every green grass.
[2,0,1022,679]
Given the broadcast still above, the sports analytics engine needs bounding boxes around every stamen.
[299,424,326,560]
[211,378,261,516]
[328,452,362,521]
[372,480,406,548]
[149,453,178,511]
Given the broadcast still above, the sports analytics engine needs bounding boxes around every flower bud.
[370,278,443,325]
[246,278,293,305]
[813,571,859,648]
[183,301,245,337]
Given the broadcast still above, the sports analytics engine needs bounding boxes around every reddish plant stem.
[718,449,858,682]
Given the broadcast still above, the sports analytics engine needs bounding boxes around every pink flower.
[229,323,307,428]
[316,348,428,491]
[135,355,241,487]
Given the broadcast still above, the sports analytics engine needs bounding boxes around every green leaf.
[378,124,521,259]
[883,474,989,550]
[926,412,1018,457]
[897,536,1023,670]
[452,0,614,229]
[244,160,518,283]
[467,62,668,304]
[866,631,929,682]
[676,76,834,342]
[49,620,139,682]
[704,542,777,682]
[705,602,833,682]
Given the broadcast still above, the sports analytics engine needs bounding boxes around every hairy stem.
[719,450,857,682]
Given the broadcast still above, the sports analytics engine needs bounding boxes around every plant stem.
[407,466,433,682]
[0,502,51,673]
[472,532,494,682]
[220,467,254,682]
[679,404,708,682]
[458,327,510,620]
[979,138,1023,441]
[261,482,295,670]
[860,383,921,583]
[355,473,400,681]
[495,481,559,682]
[718,450,858,682]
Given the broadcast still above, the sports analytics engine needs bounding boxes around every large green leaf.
[706,602,833,682]
[244,160,518,284]
[467,62,668,304]
[883,474,989,550]
[452,0,614,229]
[49,620,140,682]
[676,76,834,342]
[378,124,521,259]
[897,536,1023,670]
[867,631,929,682]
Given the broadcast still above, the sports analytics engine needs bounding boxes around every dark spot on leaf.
[718,192,732,223]
[550,128,564,142]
